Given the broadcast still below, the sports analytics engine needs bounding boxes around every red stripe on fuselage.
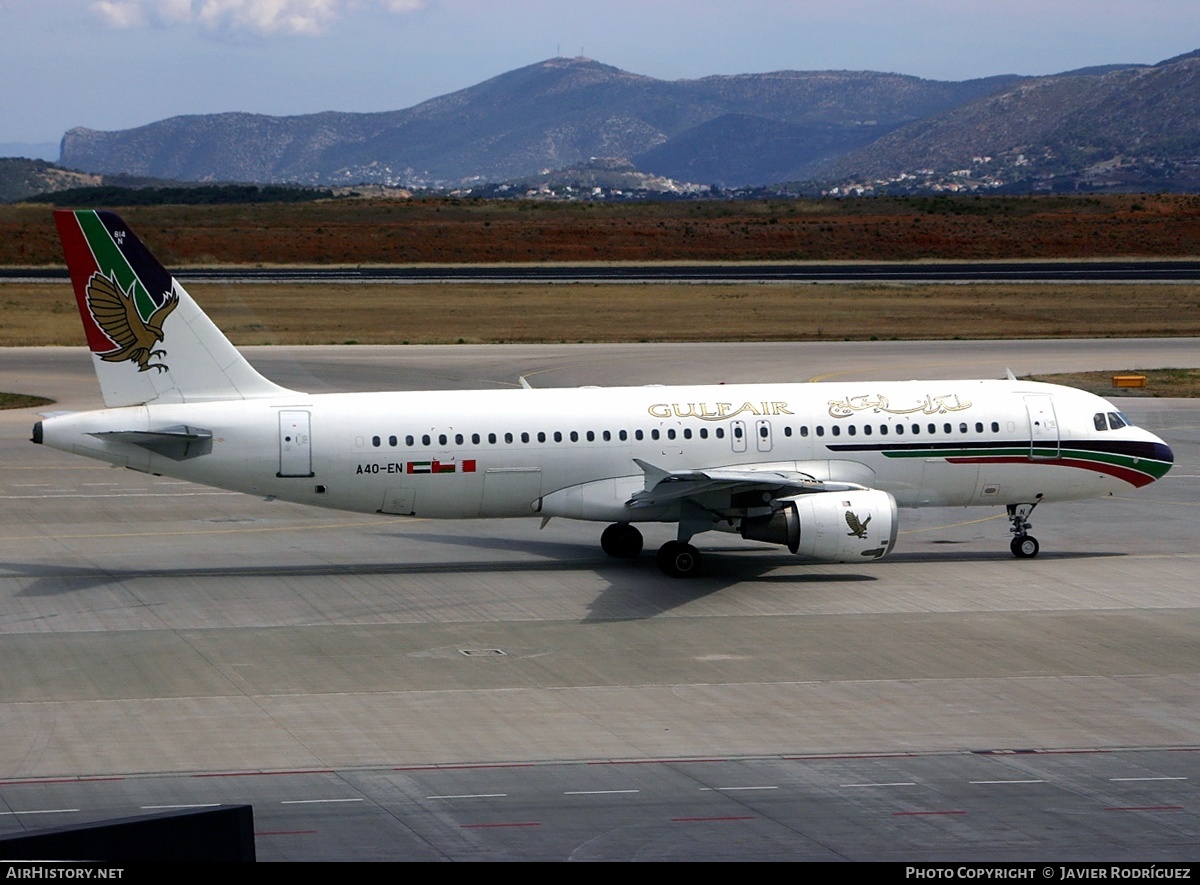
[944,455,1155,488]
[52,210,109,354]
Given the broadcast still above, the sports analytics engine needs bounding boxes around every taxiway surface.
[1,340,1197,860]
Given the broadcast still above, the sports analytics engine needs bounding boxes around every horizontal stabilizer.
[91,425,213,461]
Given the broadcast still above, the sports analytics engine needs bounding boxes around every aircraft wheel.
[1010,535,1040,559]
[601,523,643,559]
[656,541,702,578]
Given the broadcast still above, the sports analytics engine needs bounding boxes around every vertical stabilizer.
[54,209,296,407]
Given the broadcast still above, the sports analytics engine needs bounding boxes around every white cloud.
[90,1,148,28]
[88,0,425,36]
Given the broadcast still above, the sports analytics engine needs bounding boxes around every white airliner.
[33,209,1174,577]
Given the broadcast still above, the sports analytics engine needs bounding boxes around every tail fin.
[54,209,296,407]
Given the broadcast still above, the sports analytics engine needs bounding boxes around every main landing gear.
[600,522,643,559]
[600,523,703,578]
[655,540,703,579]
[1007,499,1042,559]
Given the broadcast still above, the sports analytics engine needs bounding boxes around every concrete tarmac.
[1,340,1198,860]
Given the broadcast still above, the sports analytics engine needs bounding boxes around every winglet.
[54,210,296,408]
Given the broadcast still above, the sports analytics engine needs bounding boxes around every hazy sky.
[3,0,1199,148]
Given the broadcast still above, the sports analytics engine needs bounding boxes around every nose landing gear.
[1007,498,1042,559]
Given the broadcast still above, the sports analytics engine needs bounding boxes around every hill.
[815,55,1200,193]
[58,58,1019,189]
[0,159,100,203]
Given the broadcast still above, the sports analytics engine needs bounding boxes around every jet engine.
[740,489,898,562]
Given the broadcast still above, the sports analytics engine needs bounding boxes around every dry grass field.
[4,193,1200,264]
[5,281,1200,347]
[4,194,1198,403]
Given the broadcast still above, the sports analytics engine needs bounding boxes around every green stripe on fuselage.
[882,445,1171,479]
[76,210,156,322]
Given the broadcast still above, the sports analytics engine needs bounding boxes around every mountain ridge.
[49,52,1200,193]
[58,57,1023,188]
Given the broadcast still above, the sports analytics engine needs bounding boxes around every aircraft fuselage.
[37,378,1172,524]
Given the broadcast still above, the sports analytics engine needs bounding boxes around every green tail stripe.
[76,210,156,322]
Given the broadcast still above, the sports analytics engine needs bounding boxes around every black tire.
[656,541,702,577]
[1010,535,1040,559]
[601,523,643,558]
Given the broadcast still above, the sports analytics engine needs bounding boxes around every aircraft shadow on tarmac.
[7,529,884,621]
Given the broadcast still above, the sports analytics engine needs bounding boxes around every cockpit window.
[1094,413,1107,431]
[1108,412,1129,429]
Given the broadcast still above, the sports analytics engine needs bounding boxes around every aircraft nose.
[1155,438,1174,472]
[1144,433,1173,482]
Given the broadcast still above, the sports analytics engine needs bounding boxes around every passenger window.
[878,425,887,435]
[783,426,792,437]
[422,434,431,446]
[388,435,397,446]
[372,436,381,447]
[651,429,660,440]
[438,434,447,445]
[504,432,513,444]
[816,426,824,437]
[471,433,480,444]
[683,428,692,439]
[959,423,967,434]
[758,426,767,438]
[520,432,529,443]
[991,422,999,433]
[537,431,546,442]
[488,433,497,444]
[455,433,464,445]
[603,430,611,441]
[733,426,743,439]
[406,435,414,446]
[831,426,841,436]
[975,422,983,433]
[635,430,644,441]
[619,430,628,441]
[716,427,725,439]
[587,431,595,442]
[847,425,856,436]
[800,426,808,437]
[571,431,579,442]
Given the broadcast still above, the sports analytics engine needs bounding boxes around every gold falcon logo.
[86,272,179,373]
[845,511,871,539]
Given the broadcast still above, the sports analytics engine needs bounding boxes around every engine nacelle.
[740,489,898,562]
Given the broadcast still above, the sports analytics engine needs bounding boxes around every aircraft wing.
[626,458,865,509]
